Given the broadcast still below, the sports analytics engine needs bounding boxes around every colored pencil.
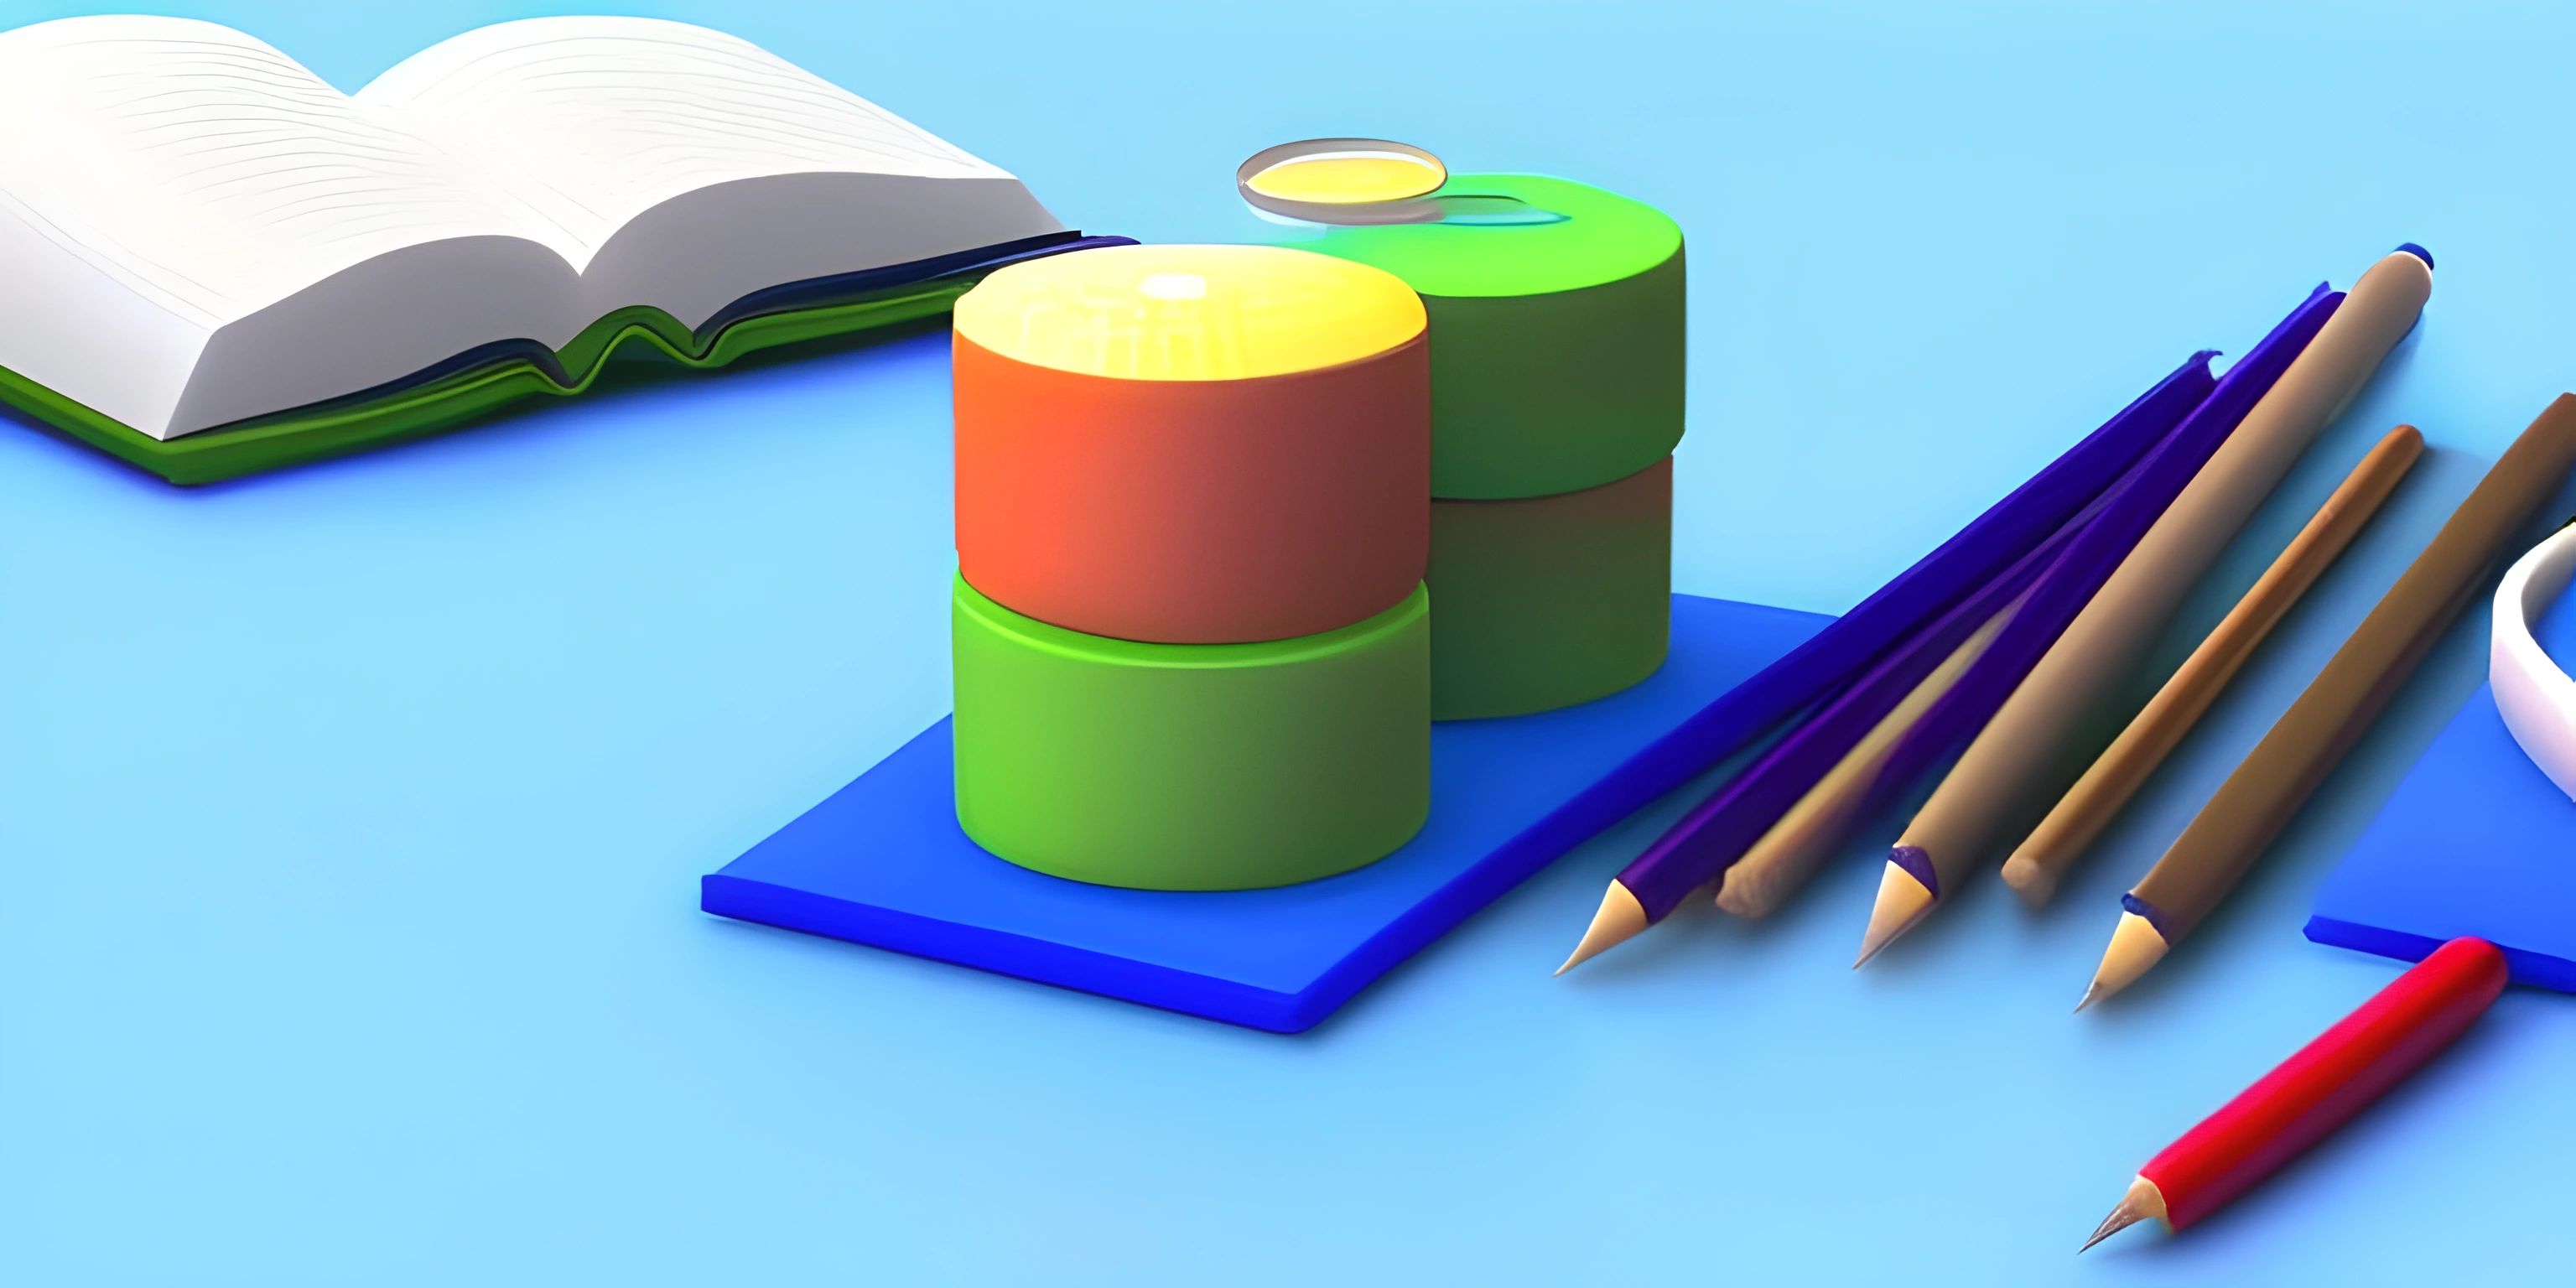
[1861,250,2433,967]
[1855,279,2352,966]
[1716,605,2011,918]
[2084,397,2576,1007]
[2081,936,2508,1253]
[1548,354,2218,969]
[1557,506,2083,971]
[2003,425,2422,906]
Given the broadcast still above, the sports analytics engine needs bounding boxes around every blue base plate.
[2307,587,2576,989]
[701,593,1827,1032]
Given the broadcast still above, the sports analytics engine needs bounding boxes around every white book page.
[0,15,570,325]
[356,17,1020,266]
[0,14,1058,434]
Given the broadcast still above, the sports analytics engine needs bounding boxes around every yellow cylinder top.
[953,243,1426,382]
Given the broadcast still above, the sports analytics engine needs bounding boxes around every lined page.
[0,16,568,325]
[356,17,1015,266]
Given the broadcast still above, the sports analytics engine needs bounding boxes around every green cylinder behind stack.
[1303,174,1685,719]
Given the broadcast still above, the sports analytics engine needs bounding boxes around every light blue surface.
[4,2,2574,1284]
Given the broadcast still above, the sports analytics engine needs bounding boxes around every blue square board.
[2307,587,2576,990]
[703,593,1827,1032]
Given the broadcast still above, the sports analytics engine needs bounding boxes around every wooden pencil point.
[2078,1177,2165,1254]
[1853,860,1935,969]
[2084,909,2171,1005]
[2076,1208,2139,1254]
[1555,881,1649,975]
[2073,981,2104,1014]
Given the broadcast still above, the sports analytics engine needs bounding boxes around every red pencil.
[2080,937,2508,1253]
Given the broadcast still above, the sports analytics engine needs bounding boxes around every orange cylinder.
[953,244,1430,644]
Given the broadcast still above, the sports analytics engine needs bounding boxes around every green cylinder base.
[952,576,1431,891]
[1428,457,1673,720]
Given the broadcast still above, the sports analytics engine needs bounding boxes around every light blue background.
[3,2,2570,1284]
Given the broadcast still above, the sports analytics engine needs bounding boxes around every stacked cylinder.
[948,244,1433,891]
[1302,174,1686,719]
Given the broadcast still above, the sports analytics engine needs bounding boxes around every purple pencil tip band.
[1607,281,2343,927]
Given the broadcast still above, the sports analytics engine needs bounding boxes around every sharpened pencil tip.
[2081,1178,2168,1254]
[1555,882,1649,976]
[2074,983,2102,1014]
[2084,909,2173,1007]
[2079,1204,2144,1254]
[1854,860,1935,969]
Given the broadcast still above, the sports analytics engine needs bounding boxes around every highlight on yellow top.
[1244,151,1445,205]
[953,243,1426,382]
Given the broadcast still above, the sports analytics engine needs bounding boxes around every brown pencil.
[2002,425,2423,907]
[2082,397,2576,1008]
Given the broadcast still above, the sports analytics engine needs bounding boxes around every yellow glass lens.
[1245,152,1444,205]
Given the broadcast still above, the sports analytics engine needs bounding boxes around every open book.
[0,15,1104,480]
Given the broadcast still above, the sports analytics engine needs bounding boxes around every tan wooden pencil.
[1717,609,2012,918]
[2082,397,2576,1009]
[2001,425,2423,907]
[1857,248,2433,967]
